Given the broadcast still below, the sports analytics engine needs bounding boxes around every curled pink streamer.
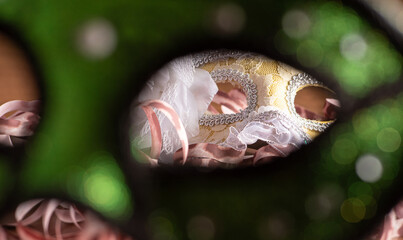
[173,142,297,168]
[15,199,43,222]
[55,218,62,240]
[253,144,297,165]
[16,224,44,240]
[138,99,326,168]
[136,99,305,168]
[43,199,60,237]
[140,105,162,160]
[54,207,84,227]
[20,201,47,226]
[2,199,131,240]
[140,99,189,164]
[174,143,245,166]
[0,100,41,146]
[365,199,403,240]
[69,205,84,229]
[0,100,40,116]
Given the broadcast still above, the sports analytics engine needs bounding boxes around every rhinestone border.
[198,68,257,126]
[192,50,244,68]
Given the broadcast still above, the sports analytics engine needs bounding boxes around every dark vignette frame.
[116,1,403,239]
[0,0,401,240]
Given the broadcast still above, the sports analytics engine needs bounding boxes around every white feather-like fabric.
[221,106,309,153]
[132,56,218,162]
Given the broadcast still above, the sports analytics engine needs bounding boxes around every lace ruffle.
[221,106,311,152]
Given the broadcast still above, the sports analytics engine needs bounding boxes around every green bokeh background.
[0,0,402,239]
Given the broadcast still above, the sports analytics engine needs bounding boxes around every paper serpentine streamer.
[0,198,133,240]
[0,100,41,147]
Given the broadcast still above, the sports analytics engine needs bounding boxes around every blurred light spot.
[305,184,344,220]
[347,181,377,218]
[149,210,177,240]
[296,40,323,67]
[340,198,366,223]
[258,211,294,240]
[331,138,358,165]
[76,18,117,59]
[358,194,378,219]
[320,183,345,207]
[355,154,383,183]
[187,216,215,240]
[84,171,118,208]
[277,1,403,96]
[305,193,332,220]
[213,3,246,35]
[340,33,368,61]
[352,111,379,139]
[377,128,401,152]
[151,216,176,240]
[282,10,311,39]
[81,152,132,220]
[331,59,368,96]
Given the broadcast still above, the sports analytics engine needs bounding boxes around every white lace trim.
[221,106,311,151]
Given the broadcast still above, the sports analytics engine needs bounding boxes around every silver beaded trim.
[192,50,245,68]
[286,73,334,132]
[199,68,258,126]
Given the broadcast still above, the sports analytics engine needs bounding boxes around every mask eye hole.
[294,86,339,121]
[207,82,247,115]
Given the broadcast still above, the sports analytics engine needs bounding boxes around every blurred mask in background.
[0,33,41,147]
